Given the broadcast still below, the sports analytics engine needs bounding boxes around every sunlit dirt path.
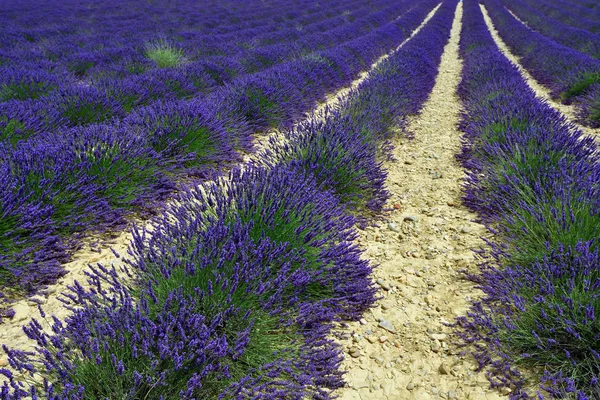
[336,3,507,399]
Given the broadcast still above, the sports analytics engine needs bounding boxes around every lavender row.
[570,0,600,13]
[1,0,393,114]
[0,0,380,103]
[543,0,600,22]
[512,0,600,34]
[0,0,337,56]
[0,0,439,310]
[455,0,600,397]
[0,1,459,398]
[0,0,410,140]
[499,0,600,58]
[483,0,600,128]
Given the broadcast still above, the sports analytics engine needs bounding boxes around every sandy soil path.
[480,4,600,140]
[335,3,508,399]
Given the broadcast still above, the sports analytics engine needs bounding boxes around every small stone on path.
[439,362,452,375]
[11,304,30,322]
[378,319,397,333]
[376,279,391,291]
[349,348,361,358]
[388,222,400,232]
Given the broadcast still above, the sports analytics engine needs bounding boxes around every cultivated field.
[0,0,599,398]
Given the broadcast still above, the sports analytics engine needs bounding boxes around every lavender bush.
[456,0,600,397]
[482,0,600,127]
[0,165,365,399]
[500,0,600,58]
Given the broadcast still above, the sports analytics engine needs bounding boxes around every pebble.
[11,304,30,322]
[378,319,397,334]
[359,318,367,325]
[367,336,378,344]
[388,222,400,232]
[460,226,472,234]
[438,362,452,375]
[393,204,401,210]
[349,348,361,358]
[376,279,391,291]
[43,286,57,295]
[379,336,388,343]
[430,341,441,353]
[501,387,512,395]
[404,215,419,222]
[381,302,391,310]
[0,358,8,367]
[430,333,447,341]
[406,382,415,390]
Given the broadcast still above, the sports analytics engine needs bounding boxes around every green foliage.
[144,40,184,68]
[506,197,600,267]
[0,118,30,146]
[0,215,30,286]
[148,118,215,169]
[80,144,159,209]
[561,72,600,101]
[499,255,600,385]
[244,88,281,128]
[226,195,333,300]
[68,61,95,77]
[60,100,115,126]
[125,62,147,75]
[0,81,56,101]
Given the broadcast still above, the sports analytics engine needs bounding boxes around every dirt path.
[480,4,600,140]
[0,4,443,377]
[335,3,507,399]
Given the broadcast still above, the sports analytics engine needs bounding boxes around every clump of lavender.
[124,100,238,177]
[0,67,60,101]
[144,39,185,69]
[0,164,373,398]
[258,113,389,217]
[47,86,124,127]
[136,164,377,320]
[456,241,600,399]
[577,83,600,128]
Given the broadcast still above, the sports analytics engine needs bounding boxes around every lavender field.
[0,0,599,398]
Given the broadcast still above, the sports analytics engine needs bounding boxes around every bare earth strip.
[480,4,600,140]
[336,3,507,399]
[0,4,442,376]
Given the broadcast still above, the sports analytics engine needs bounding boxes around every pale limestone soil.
[481,4,600,140]
[335,4,508,399]
[0,4,443,383]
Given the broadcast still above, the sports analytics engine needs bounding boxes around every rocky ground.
[334,4,507,399]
